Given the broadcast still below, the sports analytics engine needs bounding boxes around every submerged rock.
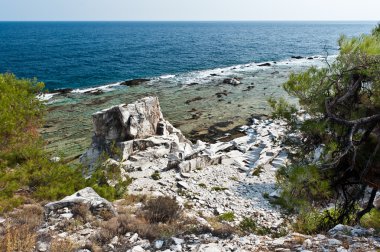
[258,62,271,67]
[120,78,150,86]
[222,78,241,85]
[291,56,304,59]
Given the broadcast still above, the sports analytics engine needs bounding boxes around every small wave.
[159,74,176,79]
[37,93,58,101]
[48,54,338,95]
[71,82,122,94]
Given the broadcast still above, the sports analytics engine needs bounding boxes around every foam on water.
[71,82,123,94]
[42,54,337,102]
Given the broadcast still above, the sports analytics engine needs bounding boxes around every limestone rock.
[44,187,116,219]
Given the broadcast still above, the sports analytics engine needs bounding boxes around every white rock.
[272,238,285,245]
[177,181,190,190]
[37,241,48,252]
[50,156,61,163]
[172,237,185,245]
[131,245,145,252]
[155,240,164,249]
[130,233,139,243]
[196,243,223,252]
[60,213,73,219]
[302,239,312,249]
[328,238,342,246]
[111,236,119,245]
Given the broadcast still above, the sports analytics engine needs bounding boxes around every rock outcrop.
[44,187,116,220]
[80,96,189,169]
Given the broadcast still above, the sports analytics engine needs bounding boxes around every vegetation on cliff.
[0,73,126,213]
[271,24,380,233]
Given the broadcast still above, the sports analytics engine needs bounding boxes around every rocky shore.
[41,56,332,161]
[5,96,376,252]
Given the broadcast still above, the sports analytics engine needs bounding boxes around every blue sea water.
[0,21,376,90]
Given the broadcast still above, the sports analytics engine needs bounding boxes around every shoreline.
[41,55,333,162]
[38,54,335,102]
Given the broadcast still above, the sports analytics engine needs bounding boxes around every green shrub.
[151,171,161,180]
[0,74,89,213]
[252,165,264,176]
[239,217,257,233]
[361,208,380,234]
[211,186,228,192]
[198,183,207,188]
[275,164,331,212]
[218,212,235,222]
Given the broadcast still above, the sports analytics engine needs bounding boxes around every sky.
[0,0,379,21]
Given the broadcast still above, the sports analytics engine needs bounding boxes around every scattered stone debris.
[4,97,377,252]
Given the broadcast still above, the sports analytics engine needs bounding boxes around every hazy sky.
[0,0,379,21]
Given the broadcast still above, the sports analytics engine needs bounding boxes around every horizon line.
[0,20,378,22]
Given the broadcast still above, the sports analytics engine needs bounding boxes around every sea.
[0,21,376,159]
[0,21,376,90]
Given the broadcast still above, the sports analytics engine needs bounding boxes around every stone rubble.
[14,97,377,251]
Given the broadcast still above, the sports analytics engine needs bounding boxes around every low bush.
[71,203,91,222]
[218,212,235,222]
[274,164,331,213]
[239,217,257,233]
[0,204,44,251]
[360,208,380,235]
[211,186,228,192]
[143,196,182,223]
[151,171,161,180]
[1,224,37,252]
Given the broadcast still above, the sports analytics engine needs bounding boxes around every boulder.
[92,96,163,143]
[44,187,116,218]
[81,97,190,168]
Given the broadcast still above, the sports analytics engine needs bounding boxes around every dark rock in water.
[243,85,255,92]
[223,78,241,85]
[215,91,228,98]
[213,120,234,128]
[85,89,103,95]
[307,57,314,60]
[185,96,203,104]
[120,78,150,86]
[210,74,218,77]
[188,82,199,86]
[291,56,303,59]
[51,88,73,94]
[258,63,271,67]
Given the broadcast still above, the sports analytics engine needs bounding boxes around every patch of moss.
[151,171,161,180]
[218,212,235,222]
[211,186,228,192]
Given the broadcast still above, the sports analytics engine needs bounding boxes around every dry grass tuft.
[143,196,181,223]
[50,238,78,252]
[7,204,44,229]
[71,203,91,222]
[0,204,44,252]
[1,224,37,252]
